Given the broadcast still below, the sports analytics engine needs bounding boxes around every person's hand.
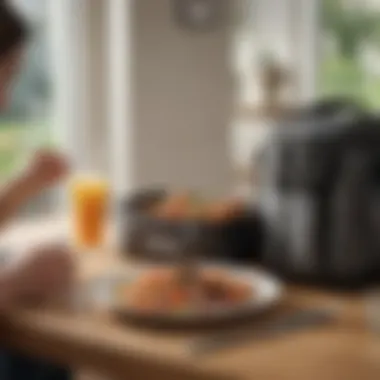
[9,244,74,306]
[24,149,69,192]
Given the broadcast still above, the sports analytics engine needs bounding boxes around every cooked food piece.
[199,270,252,303]
[205,202,231,223]
[226,198,244,218]
[128,269,189,311]
[187,201,205,220]
[153,193,191,220]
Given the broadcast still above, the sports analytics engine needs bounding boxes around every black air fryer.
[257,100,380,288]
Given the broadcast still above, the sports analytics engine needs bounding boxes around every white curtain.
[48,0,109,174]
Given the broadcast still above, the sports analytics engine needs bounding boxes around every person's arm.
[0,149,69,230]
[0,266,19,310]
[0,173,41,230]
[0,244,74,311]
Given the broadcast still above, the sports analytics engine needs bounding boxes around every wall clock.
[172,0,226,32]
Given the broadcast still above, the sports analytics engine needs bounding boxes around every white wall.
[50,0,235,197]
[131,0,234,197]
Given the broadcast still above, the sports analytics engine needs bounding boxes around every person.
[0,2,73,379]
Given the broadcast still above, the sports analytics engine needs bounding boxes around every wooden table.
[0,220,379,380]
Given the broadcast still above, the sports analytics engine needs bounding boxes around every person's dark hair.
[0,1,28,58]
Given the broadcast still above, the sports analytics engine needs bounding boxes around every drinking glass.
[70,176,109,250]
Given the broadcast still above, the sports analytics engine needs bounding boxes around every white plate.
[85,264,284,328]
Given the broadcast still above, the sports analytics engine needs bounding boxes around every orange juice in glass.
[71,176,109,249]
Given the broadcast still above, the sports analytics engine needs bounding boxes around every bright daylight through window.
[320,0,380,108]
[0,0,52,183]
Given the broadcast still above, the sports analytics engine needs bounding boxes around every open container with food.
[120,189,263,264]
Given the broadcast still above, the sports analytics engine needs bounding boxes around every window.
[0,0,130,217]
[0,0,53,183]
[320,0,380,108]
[0,0,57,215]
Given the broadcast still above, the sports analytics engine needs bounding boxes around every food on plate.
[152,193,190,220]
[119,268,253,313]
[150,192,243,223]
